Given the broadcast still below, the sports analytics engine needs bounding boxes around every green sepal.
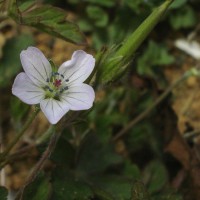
[96,0,174,85]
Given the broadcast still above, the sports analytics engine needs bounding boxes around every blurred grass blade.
[8,0,87,45]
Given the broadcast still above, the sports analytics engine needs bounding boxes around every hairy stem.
[16,125,58,200]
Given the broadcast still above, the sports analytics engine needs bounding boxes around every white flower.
[12,47,95,124]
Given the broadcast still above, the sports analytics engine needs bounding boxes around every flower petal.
[40,98,70,124]
[60,83,95,111]
[20,47,52,86]
[12,72,44,104]
[58,50,95,84]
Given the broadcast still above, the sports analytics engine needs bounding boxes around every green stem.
[112,73,188,142]
[116,0,174,61]
[0,107,40,162]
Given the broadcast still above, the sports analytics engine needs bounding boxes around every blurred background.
[1,0,200,199]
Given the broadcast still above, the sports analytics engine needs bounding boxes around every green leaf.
[91,175,132,200]
[131,181,150,200]
[17,0,35,12]
[10,97,29,127]
[21,174,51,200]
[125,0,143,13]
[0,34,34,88]
[143,161,168,194]
[169,0,187,9]
[123,161,141,180]
[50,135,75,166]
[169,5,197,29]
[152,192,183,200]
[51,178,93,200]
[77,133,122,174]
[84,0,115,7]
[0,186,8,200]
[9,3,86,45]
[86,6,108,27]
[137,40,174,77]
[96,0,173,84]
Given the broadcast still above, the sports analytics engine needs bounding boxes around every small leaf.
[77,133,122,174]
[137,40,174,77]
[86,6,108,27]
[50,135,75,166]
[169,5,197,29]
[0,186,8,200]
[9,3,86,45]
[143,160,168,194]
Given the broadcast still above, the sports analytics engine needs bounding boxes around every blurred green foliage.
[0,187,8,200]
[0,34,34,87]
[0,0,198,199]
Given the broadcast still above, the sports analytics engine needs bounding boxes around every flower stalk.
[97,0,174,85]
[116,0,174,61]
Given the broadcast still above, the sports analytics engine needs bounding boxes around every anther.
[65,79,69,82]
[64,86,68,90]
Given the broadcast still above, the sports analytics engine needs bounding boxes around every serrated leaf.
[0,34,34,88]
[9,3,86,45]
[0,186,8,200]
[21,174,51,200]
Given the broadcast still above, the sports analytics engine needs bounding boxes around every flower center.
[44,72,69,100]
[54,79,62,87]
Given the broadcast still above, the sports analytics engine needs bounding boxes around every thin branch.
[0,107,40,166]
[112,75,186,141]
[16,125,58,200]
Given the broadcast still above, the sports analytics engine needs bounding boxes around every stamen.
[54,79,62,87]
[64,86,68,90]
[46,78,50,82]
[61,74,64,78]
[65,79,69,82]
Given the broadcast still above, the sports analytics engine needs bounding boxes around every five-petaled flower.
[12,47,95,124]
